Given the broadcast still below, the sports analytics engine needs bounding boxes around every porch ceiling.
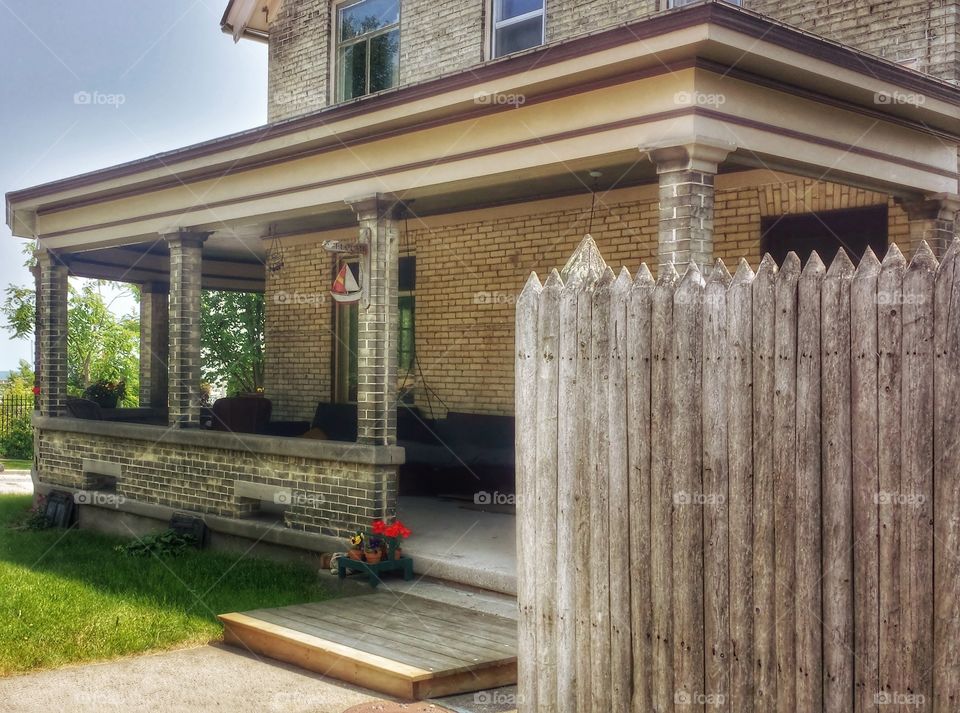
[7,1,959,256]
[64,241,266,291]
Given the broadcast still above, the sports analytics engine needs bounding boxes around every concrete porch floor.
[397,497,517,596]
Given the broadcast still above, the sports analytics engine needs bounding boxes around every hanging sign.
[322,240,368,254]
[331,263,363,304]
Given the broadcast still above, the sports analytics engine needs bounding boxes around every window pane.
[369,29,400,93]
[339,0,399,41]
[398,296,415,372]
[497,0,543,21]
[495,16,543,56]
[339,42,367,100]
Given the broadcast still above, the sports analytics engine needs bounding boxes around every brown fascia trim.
[33,55,960,218]
[8,1,959,210]
[37,59,697,216]
[219,0,235,30]
[38,106,956,241]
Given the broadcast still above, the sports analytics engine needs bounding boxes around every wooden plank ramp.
[218,592,517,701]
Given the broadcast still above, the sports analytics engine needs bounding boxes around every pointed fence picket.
[515,236,960,713]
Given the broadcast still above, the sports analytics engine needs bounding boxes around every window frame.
[491,0,545,59]
[332,0,401,103]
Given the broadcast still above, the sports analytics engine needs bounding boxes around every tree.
[1,280,140,406]
[1,360,35,399]
[200,291,265,395]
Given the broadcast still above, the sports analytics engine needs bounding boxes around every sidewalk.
[0,471,32,495]
[0,645,387,713]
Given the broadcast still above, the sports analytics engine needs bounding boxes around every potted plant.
[82,379,126,408]
[364,535,384,564]
[372,519,412,560]
[347,532,364,561]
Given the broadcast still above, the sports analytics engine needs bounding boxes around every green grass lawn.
[0,459,32,471]
[0,495,335,676]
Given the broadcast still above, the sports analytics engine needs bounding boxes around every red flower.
[371,520,387,535]
[32,386,41,395]
[384,520,411,539]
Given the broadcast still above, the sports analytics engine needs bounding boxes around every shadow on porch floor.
[397,497,516,596]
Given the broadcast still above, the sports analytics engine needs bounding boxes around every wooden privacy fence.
[0,394,31,438]
[515,235,960,713]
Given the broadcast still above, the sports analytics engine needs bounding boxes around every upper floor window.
[492,0,544,58]
[336,0,400,102]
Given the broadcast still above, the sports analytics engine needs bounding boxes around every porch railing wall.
[515,236,960,712]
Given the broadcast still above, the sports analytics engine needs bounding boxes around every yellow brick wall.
[264,176,908,421]
[264,241,335,421]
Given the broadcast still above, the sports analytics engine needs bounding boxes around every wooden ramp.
[218,592,517,700]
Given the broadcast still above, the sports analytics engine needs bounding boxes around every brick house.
[5,0,959,591]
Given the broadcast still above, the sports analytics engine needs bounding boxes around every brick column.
[644,138,735,275]
[897,193,960,259]
[139,282,169,409]
[29,264,41,411]
[165,232,207,427]
[36,250,69,417]
[346,194,400,446]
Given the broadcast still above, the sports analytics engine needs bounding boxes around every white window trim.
[491,0,545,59]
[331,0,401,104]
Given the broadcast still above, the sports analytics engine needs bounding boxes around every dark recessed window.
[492,0,544,58]
[336,0,400,102]
[760,205,888,267]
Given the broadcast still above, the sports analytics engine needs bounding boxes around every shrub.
[116,530,198,558]
[13,495,51,531]
[0,413,32,460]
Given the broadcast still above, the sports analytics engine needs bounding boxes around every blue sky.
[0,0,268,368]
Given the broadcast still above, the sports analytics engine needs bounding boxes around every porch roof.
[7,1,959,268]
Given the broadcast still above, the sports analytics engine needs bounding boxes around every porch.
[8,2,960,593]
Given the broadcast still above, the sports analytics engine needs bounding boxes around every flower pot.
[365,550,383,565]
[394,547,403,560]
[347,548,363,561]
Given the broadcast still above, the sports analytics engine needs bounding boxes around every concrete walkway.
[398,497,516,596]
[0,645,389,713]
[0,471,32,495]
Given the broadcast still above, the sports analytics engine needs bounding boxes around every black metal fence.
[0,394,32,438]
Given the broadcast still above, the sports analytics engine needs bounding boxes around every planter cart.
[338,553,414,588]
